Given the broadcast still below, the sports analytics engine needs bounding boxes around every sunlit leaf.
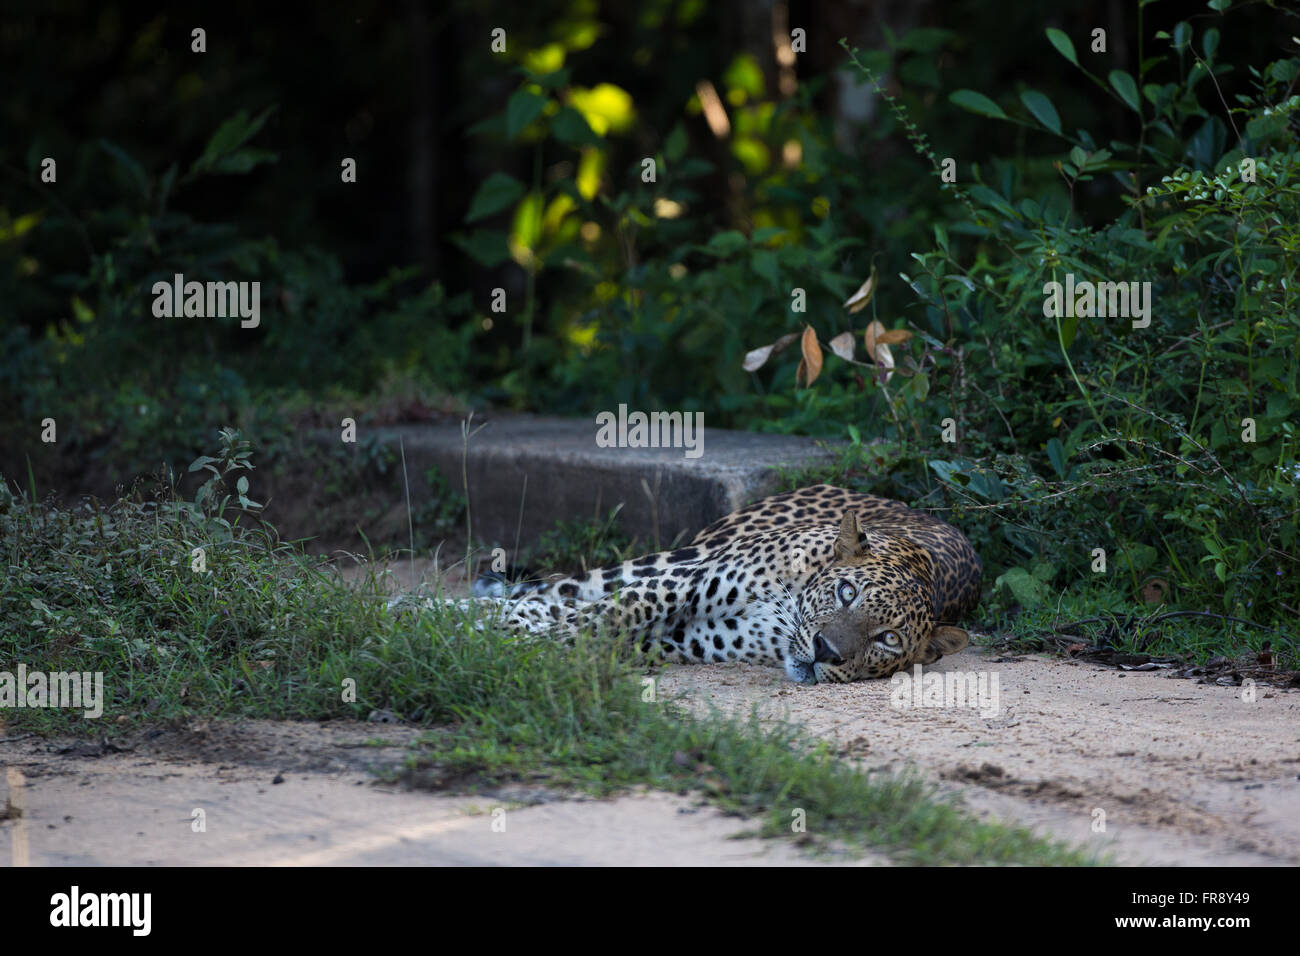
[568,84,635,136]
[576,148,604,199]
[522,43,565,75]
[0,210,43,242]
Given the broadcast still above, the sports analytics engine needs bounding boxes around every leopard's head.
[785,510,969,684]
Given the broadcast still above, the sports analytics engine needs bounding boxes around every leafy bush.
[0,110,474,486]
[767,19,1298,657]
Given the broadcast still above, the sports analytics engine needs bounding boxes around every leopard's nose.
[813,632,843,664]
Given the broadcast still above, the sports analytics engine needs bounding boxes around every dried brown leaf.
[844,269,877,314]
[862,320,895,384]
[742,344,775,372]
[771,331,800,353]
[799,325,823,387]
[875,328,913,346]
[741,331,800,372]
[828,331,855,361]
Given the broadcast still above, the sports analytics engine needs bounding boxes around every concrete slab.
[320,414,838,551]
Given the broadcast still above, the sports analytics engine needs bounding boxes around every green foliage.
[772,13,1298,662]
[529,505,636,573]
[3,4,1296,667]
[187,426,263,518]
[1,111,473,485]
[784,21,1298,653]
[411,465,466,549]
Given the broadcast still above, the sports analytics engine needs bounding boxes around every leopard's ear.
[834,510,866,561]
[917,625,969,664]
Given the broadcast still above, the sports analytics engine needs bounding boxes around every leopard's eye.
[881,631,901,647]
[836,581,857,605]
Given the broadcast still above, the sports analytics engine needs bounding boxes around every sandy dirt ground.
[3,581,1296,867]
[658,644,1300,866]
[0,719,872,866]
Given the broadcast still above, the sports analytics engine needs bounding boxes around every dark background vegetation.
[2,0,1297,662]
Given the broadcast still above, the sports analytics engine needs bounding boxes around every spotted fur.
[470,484,981,684]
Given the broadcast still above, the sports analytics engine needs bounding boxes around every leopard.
[468,484,981,684]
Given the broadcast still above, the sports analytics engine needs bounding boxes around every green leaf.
[967,469,1005,501]
[1119,543,1158,572]
[703,230,747,257]
[192,106,276,175]
[1061,312,1078,349]
[1045,28,1078,67]
[1271,59,1299,83]
[552,106,599,146]
[70,295,94,323]
[967,184,1021,220]
[994,566,1049,608]
[207,147,277,175]
[1172,22,1191,52]
[898,27,955,53]
[1246,111,1288,141]
[99,140,149,197]
[505,88,547,140]
[450,229,511,267]
[911,371,930,401]
[465,172,527,222]
[1020,90,1061,134]
[1108,70,1141,113]
[664,123,687,163]
[928,459,969,486]
[750,249,780,286]
[950,89,1007,119]
[1046,438,1067,478]
[673,158,714,179]
[1202,27,1220,60]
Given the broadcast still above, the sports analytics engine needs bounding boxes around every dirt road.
[2,644,1295,866]
[659,644,1300,865]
